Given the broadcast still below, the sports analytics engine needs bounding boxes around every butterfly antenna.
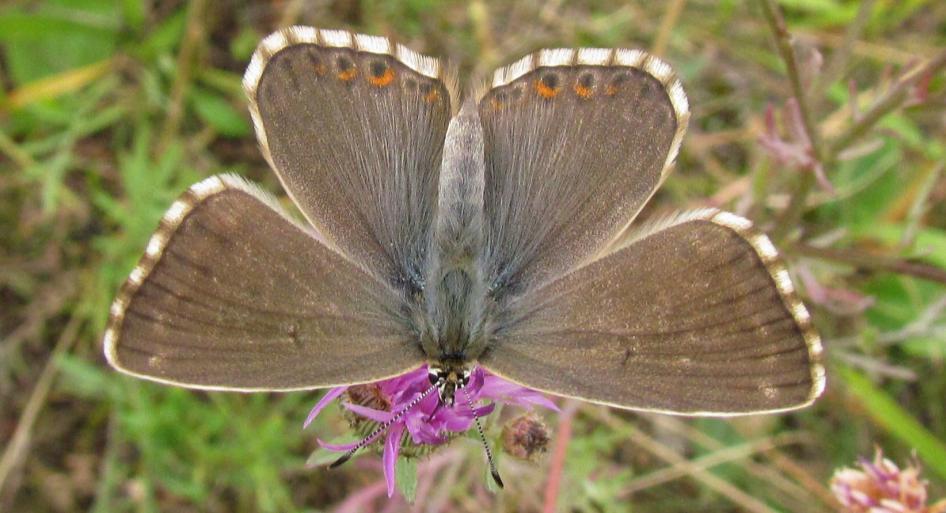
[463,387,504,488]
[329,381,439,469]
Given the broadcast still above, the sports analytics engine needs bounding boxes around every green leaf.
[189,86,251,137]
[839,366,946,480]
[395,457,418,503]
[0,2,120,85]
[305,434,359,467]
[134,8,186,59]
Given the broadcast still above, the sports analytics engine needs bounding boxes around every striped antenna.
[463,387,504,488]
[329,382,439,469]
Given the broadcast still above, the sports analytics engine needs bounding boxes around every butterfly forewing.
[104,175,424,391]
[480,210,824,415]
[244,27,455,287]
[478,49,689,294]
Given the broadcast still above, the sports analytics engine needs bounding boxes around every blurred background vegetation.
[1,0,945,512]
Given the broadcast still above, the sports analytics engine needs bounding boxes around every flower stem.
[811,0,877,101]
[756,0,826,242]
[828,50,946,155]
[543,400,578,513]
[792,243,946,286]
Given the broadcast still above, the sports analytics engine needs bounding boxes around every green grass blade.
[839,366,946,479]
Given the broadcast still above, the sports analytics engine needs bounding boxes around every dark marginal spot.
[490,90,507,109]
[640,75,663,100]
[621,348,632,366]
[419,81,439,103]
[279,58,301,89]
[403,77,418,90]
[575,72,595,98]
[336,56,357,81]
[367,60,395,87]
[607,72,630,96]
[509,86,523,100]
[369,60,386,77]
[337,56,353,70]
[306,49,326,75]
[535,72,560,99]
[579,73,594,88]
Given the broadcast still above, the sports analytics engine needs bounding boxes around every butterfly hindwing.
[104,175,424,391]
[479,210,825,415]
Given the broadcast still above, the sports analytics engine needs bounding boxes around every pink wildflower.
[305,365,558,497]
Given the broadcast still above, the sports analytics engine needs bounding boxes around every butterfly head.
[427,362,472,407]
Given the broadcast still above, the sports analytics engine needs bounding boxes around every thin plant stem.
[651,0,687,57]
[648,415,832,510]
[812,0,877,101]
[756,0,824,156]
[828,50,946,155]
[756,0,826,242]
[0,314,83,496]
[793,243,946,286]
[586,407,782,513]
[759,0,946,245]
[542,400,578,513]
[157,0,208,156]
[620,432,810,496]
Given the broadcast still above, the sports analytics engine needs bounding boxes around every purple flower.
[830,448,946,513]
[305,365,558,497]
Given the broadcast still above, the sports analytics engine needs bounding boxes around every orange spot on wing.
[535,80,559,99]
[337,68,358,81]
[313,64,326,76]
[424,89,440,103]
[605,84,618,96]
[490,97,504,110]
[368,68,395,87]
[574,83,593,98]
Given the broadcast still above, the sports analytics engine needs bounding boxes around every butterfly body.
[104,27,824,416]
[420,99,491,402]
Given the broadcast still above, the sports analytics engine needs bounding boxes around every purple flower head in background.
[830,448,946,513]
[305,365,558,497]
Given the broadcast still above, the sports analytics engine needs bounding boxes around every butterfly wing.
[479,211,825,414]
[478,49,689,293]
[244,27,455,288]
[104,175,424,391]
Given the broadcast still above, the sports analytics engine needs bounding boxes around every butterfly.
[104,27,825,424]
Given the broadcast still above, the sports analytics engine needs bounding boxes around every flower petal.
[383,423,405,498]
[343,402,395,423]
[380,366,427,398]
[304,387,348,428]
[406,412,450,444]
[479,376,560,411]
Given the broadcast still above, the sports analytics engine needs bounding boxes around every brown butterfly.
[104,27,825,422]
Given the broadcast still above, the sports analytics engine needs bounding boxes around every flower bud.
[502,414,550,461]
